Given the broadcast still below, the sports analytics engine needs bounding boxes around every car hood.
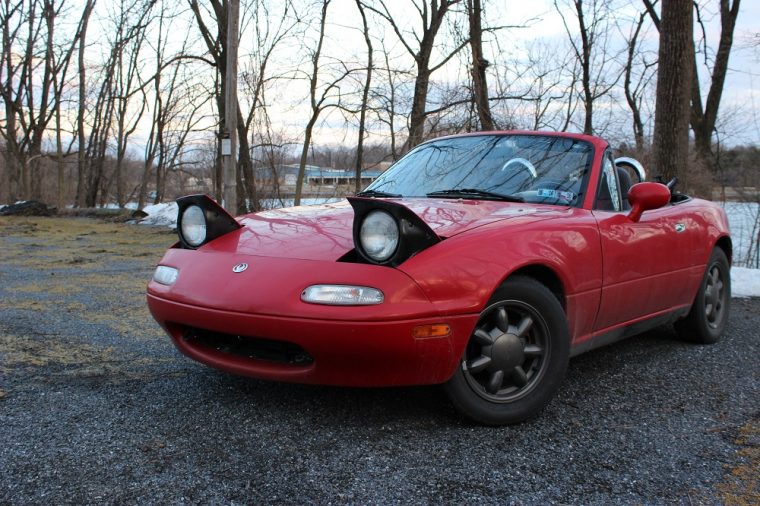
[207,198,562,261]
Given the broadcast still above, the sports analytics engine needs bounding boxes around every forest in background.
[0,0,756,211]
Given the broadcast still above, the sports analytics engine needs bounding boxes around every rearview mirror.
[627,182,670,222]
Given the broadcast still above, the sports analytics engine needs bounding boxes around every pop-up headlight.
[348,197,440,267]
[175,195,241,249]
[359,210,399,262]
[180,205,207,247]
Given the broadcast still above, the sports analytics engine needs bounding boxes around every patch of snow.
[135,198,342,228]
[100,202,138,210]
[731,267,760,298]
[139,202,179,227]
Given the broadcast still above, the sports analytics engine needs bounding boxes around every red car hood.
[209,198,561,261]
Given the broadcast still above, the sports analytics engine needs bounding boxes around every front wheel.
[444,276,569,425]
[675,247,731,344]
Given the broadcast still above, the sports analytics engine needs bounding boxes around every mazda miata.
[147,131,731,425]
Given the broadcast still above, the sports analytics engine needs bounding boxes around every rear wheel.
[444,276,569,425]
[675,247,731,344]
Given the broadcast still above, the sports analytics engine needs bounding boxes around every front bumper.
[148,293,478,387]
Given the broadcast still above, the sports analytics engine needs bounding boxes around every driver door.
[592,152,696,332]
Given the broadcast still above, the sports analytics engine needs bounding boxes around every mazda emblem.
[232,263,248,273]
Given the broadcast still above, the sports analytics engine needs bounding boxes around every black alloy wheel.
[462,300,549,403]
[676,247,731,344]
[445,276,570,425]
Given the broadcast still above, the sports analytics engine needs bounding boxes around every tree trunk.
[690,0,741,173]
[652,0,693,182]
[624,12,646,151]
[354,0,373,193]
[75,0,94,208]
[408,66,431,148]
[468,0,493,130]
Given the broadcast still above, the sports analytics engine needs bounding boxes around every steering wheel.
[501,157,537,179]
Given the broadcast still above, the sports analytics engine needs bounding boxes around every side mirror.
[627,182,670,222]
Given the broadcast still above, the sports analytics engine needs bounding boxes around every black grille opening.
[183,327,314,365]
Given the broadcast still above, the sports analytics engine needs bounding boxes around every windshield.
[364,134,594,206]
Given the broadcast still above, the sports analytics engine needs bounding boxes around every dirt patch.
[716,419,760,506]
[0,332,116,372]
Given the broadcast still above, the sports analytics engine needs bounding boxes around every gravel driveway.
[0,216,757,505]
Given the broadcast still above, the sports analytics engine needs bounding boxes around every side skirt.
[570,306,690,357]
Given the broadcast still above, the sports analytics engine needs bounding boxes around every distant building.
[255,164,383,188]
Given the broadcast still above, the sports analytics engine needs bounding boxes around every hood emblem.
[232,263,249,273]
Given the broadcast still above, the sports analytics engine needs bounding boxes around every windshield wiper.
[427,188,524,202]
[356,189,403,198]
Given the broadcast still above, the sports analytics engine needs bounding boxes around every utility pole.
[223,0,239,213]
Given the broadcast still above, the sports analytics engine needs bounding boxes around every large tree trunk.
[468,0,493,131]
[407,66,431,148]
[651,0,693,183]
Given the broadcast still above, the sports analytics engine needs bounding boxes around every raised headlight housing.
[176,194,241,249]
[348,197,440,267]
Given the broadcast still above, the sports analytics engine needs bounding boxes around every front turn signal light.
[412,324,451,338]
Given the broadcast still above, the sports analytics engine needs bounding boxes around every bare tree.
[555,0,621,135]
[189,0,260,213]
[489,38,581,132]
[621,9,656,151]
[293,0,358,205]
[691,0,741,171]
[239,0,301,203]
[137,1,210,210]
[353,0,373,192]
[75,0,95,207]
[365,0,465,150]
[110,0,153,207]
[651,0,693,182]
[0,0,93,204]
[466,0,493,130]
[644,0,742,174]
[370,39,408,161]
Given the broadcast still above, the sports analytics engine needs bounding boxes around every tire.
[675,247,731,344]
[444,276,570,425]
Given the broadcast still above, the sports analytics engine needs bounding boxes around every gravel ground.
[0,216,758,505]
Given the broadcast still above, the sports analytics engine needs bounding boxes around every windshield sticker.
[537,189,575,202]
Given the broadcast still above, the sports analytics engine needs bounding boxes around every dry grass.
[0,216,176,383]
[715,420,760,506]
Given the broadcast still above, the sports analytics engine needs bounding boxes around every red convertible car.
[147,131,731,425]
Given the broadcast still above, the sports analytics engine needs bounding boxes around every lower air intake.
[183,327,314,365]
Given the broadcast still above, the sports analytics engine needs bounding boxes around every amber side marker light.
[412,324,451,339]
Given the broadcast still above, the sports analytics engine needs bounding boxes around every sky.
[89,0,760,155]
[291,0,760,147]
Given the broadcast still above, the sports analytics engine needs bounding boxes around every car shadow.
[192,322,713,428]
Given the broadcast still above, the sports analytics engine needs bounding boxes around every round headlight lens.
[181,205,207,247]
[359,210,399,262]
